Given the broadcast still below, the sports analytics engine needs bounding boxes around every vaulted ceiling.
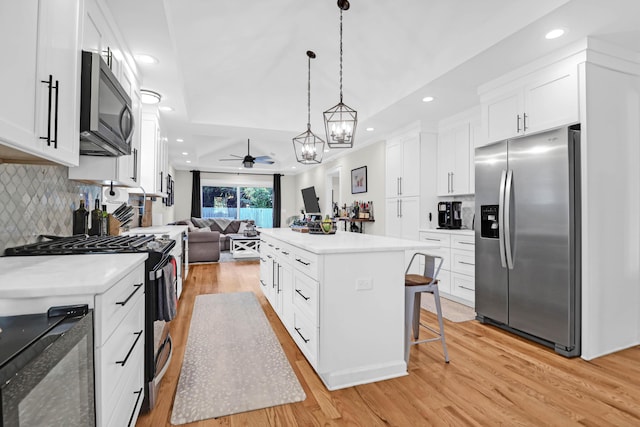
[105,0,640,174]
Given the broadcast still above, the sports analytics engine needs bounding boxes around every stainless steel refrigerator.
[475,125,580,357]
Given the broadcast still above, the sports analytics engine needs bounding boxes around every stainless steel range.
[4,234,177,413]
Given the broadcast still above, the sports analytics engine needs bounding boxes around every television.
[301,186,321,216]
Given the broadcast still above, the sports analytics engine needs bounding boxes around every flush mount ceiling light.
[140,89,162,104]
[134,53,159,65]
[545,28,566,40]
[293,51,326,165]
[323,0,357,149]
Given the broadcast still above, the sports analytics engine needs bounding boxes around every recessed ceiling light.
[159,106,174,112]
[186,160,191,164]
[545,28,565,40]
[324,148,330,152]
[366,127,374,132]
[135,54,158,64]
[176,138,184,142]
[141,89,161,104]
[422,96,435,103]
[291,166,297,169]
[181,152,188,155]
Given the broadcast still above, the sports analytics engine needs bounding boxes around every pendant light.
[323,0,357,149]
[293,50,326,164]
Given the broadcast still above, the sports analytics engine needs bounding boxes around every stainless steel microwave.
[79,50,133,156]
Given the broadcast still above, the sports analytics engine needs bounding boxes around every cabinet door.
[0,1,40,153]
[400,197,419,240]
[279,261,294,329]
[450,123,470,195]
[483,90,522,144]
[385,198,402,238]
[385,139,402,197]
[524,65,579,135]
[0,0,80,166]
[401,135,420,197]
[436,130,454,196]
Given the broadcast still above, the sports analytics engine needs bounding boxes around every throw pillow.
[238,221,248,234]
[191,217,207,228]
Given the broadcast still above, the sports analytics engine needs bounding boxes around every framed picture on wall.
[351,166,367,194]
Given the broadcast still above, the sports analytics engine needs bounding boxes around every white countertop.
[419,228,475,236]
[259,228,440,254]
[125,225,187,241]
[0,253,148,298]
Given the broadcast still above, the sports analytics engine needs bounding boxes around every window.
[202,185,273,228]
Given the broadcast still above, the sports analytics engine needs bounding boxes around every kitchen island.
[258,228,439,390]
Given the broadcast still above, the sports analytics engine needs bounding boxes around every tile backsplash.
[0,164,100,253]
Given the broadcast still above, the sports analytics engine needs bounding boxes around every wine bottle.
[88,199,102,236]
[101,204,108,236]
[72,199,89,235]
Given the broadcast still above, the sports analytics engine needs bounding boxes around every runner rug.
[171,292,306,424]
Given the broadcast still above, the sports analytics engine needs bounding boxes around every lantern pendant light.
[323,0,357,149]
[293,50,326,164]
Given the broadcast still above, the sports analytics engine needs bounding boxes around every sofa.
[172,218,255,262]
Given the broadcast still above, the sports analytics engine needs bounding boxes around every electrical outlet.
[356,278,373,291]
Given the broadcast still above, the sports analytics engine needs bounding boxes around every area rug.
[170,292,306,424]
[421,295,476,323]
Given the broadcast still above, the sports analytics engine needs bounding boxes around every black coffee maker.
[437,201,462,229]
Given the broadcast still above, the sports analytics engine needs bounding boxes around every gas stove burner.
[4,234,175,256]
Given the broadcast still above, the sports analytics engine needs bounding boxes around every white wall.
[292,140,387,235]
[580,62,640,359]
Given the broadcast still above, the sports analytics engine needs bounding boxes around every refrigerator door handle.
[498,170,507,268]
[504,169,514,269]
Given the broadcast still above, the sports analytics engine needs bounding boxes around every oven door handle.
[115,283,143,306]
[116,330,143,366]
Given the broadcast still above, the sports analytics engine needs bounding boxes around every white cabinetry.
[419,230,475,307]
[480,56,580,145]
[0,0,81,166]
[140,109,169,196]
[437,123,471,196]
[385,133,421,240]
[94,263,145,427]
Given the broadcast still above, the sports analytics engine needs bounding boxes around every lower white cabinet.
[94,263,145,427]
[385,196,420,240]
[419,230,475,307]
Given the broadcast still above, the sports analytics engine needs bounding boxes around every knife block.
[108,214,121,236]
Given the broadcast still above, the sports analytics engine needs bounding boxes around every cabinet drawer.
[98,292,144,412]
[451,234,475,251]
[420,231,451,246]
[435,268,451,295]
[292,269,319,323]
[451,249,475,275]
[274,242,293,264]
[292,310,318,367]
[105,348,144,427]
[95,264,145,345]
[292,247,319,280]
[451,272,475,305]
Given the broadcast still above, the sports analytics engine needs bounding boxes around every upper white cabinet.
[0,0,81,166]
[385,134,420,198]
[480,56,580,145]
[140,109,169,196]
[437,123,470,196]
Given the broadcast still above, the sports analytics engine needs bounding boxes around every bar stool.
[404,253,450,364]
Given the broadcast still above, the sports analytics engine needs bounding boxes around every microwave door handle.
[119,104,134,143]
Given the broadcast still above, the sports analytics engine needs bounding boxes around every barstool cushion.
[405,274,438,286]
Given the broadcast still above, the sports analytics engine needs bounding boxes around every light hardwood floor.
[136,261,640,426]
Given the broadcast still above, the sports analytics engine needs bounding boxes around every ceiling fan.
[219,139,274,168]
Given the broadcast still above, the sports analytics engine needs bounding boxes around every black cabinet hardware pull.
[116,283,143,306]
[459,261,474,266]
[260,257,266,262]
[128,388,144,427]
[282,251,289,255]
[423,237,440,242]
[459,241,474,245]
[294,327,310,343]
[52,79,59,148]
[116,330,143,366]
[260,279,266,287]
[295,289,310,300]
[295,258,310,266]
[40,75,53,145]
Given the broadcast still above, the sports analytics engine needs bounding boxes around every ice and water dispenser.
[480,205,499,238]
